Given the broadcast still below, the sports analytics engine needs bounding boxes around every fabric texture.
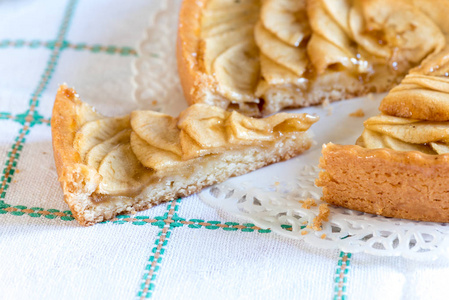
[0,1,448,299]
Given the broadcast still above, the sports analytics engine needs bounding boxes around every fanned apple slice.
[85,129,131,169]
[321,0,351,35]
[97,143,151,196]
[364,114,420,126]
[307,0,371,75]
[130,132,185,172]
[260,0,310,47]
[254,22,308,77]
[379,74,449,121]
[430,142,449,154]
[365,121,449,144]
[201,25,254,75]
[356,129,388,149]
[201,2,259,38]
[178,104,228,149]
[131,110,182,156]
[73,115,130,161]
[226,111,319,144]
[213,39,260,102]
[382,135,435,154]
[259,54,303,85]
[307,0,351,52]
[202,11,259,38]
[349,0,444,66]
[307,34,356,75]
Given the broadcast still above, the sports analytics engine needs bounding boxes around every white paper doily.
[132,0,449,260]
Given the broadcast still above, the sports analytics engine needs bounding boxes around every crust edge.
[51,85,92,225]
[176,0,206,106]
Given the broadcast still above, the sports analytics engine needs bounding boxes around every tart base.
[316,143,449,223]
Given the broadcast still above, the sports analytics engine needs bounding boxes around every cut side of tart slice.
[51,85,318,226]
[316,55,449,223]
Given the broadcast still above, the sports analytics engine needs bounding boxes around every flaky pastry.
[51,85,318,225]
[177,0,449,116]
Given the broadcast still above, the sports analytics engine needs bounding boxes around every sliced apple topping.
[349,0,444,71]
[131,110,182,156]
[365,117,449,144]
[380,74,449,121]
[213,39,260,102]
[260,0,310,47]
[97,143,152,196]
[357,113,449,154]
[85,129,131,169]
[321,0,351,36]
[356,129,388,149]
[430,142,449,154]
[73,115,130,161]
[201,6,259,38]
[254,21,308,77]
[75,103,318,192]
[307,0,371,75]
[201,25,255,75]
[259,54,303,86]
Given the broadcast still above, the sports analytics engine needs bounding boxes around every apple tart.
[177,0,449,116]
[51,85,318,225]
[316,49,449,222]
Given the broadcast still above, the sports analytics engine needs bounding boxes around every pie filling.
[72,102,318,202]
[197,0,446,115]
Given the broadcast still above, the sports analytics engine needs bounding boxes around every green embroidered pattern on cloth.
[334,252,351,300]
[137,199,180,299]
[0,0,78,205]
[0,39,138,56]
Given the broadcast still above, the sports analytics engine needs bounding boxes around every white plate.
[132,0,449,260]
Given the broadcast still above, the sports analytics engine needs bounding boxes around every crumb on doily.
[311,204,330,231]
[349,108,365,117]
[320,233,327,239]
[152,100,158,106]
[301,230,308,235]
[274,181,280,186]
[301,197,317,209]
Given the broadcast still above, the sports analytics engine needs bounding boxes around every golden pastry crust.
[51,87,84,223]
[316,143,449,223]
[177,0,203,107]
[177,0,230,109]
[52,85,317,226]
[177,0,447,116]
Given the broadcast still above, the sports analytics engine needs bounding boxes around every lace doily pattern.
[132,0,187,117]
[199,166,449,260]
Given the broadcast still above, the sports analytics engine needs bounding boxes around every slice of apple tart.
[316,51,449,222]
[51,85,318,225]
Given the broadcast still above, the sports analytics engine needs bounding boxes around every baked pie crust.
[51,85,318,225]
[177,0,449,116]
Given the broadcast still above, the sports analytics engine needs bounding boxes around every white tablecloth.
[1,0,448,299]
